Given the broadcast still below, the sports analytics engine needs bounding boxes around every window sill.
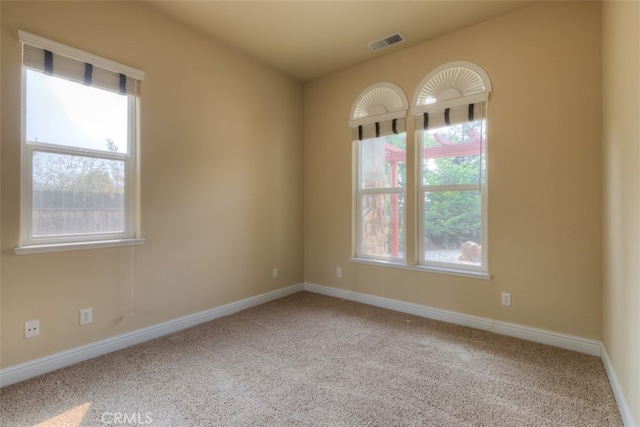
[349,257,492,280]
[15,238,146,255]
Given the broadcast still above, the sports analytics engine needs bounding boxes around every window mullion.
[421,183,479,192]
[358,187,405,195]
[27,141,128,161]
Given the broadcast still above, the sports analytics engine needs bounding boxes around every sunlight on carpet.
[34,402,91,427]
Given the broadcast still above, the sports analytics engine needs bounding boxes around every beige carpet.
[0,292,622,426]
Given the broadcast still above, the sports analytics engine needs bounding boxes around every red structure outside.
[383,130,482,257]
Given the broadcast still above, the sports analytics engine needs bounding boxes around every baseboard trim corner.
[0,283,304,388]
[600,344,637,427]
[303,282,602,357]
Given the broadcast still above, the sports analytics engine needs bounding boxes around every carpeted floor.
[0,292,622,426]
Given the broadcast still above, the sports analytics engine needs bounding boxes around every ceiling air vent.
[368,33,405,51]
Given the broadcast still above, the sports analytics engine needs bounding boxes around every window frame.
[412,61,491,276]
[349,63,492,279]
[350,83,409,263]
[16,31,145,255]
[355,134,407,263]
[416,118,488,273]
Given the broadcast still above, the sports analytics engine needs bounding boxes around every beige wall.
[1,0,637,420]
[1,1,304,367]
[603,1,640,424]
[304,1,603,339]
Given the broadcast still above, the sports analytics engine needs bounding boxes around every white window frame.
[356,136,407,263]
[350,83,409,263]
[16,31,145,255]
[412,61,492,275]
[416,119,488,273]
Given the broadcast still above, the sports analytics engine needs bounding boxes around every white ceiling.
[146,0,538,82]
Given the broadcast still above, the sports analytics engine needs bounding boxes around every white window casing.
[16,31,145,254]
[413,61,492,275]
[351,83,408,262]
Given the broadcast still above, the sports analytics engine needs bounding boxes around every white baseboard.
[0,283,304,388]
[601,344,637,427]
[1,281,634,426]
[303,283,640,424]
[303,282,602,356]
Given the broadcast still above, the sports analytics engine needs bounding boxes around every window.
[413,62,491,274]
[350,62,491,277]
[351,83,408,261]
[17,31,145,253]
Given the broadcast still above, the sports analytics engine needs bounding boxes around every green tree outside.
[423,121,484,249]
[33,138,124,195]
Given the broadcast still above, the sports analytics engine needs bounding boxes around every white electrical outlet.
[272,268,279,279]
[336,267,342,277]
[25,319,40,338]
[501,292,512,307]
[80,307,93,325]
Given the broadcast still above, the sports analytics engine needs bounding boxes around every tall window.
[413,62,491,273]
[350,63,491,277]
[351,83,408,261]
[18,31,144,251]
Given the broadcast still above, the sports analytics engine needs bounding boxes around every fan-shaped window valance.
[349,82,408,127]
[411,61,491,116]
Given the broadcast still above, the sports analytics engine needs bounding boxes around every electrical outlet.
[25,319,40,338]
[501,292,512,307]
[272,268,278,279]
[80,307,93,325]
[336,267,342,277]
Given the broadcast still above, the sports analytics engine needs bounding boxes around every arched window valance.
[350,82,408,140]
[412,61,491,130]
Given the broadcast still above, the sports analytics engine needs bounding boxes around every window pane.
[26,70,128,153]
[361,193,405,259]
[422,120,484,186]
[32,151,125,237]
[360,134,406,189]
[423,190,482,266]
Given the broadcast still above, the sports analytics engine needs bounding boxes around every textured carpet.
[0,292,622,426]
